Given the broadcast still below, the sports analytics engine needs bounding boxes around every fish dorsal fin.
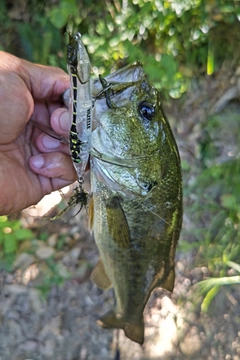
[161,269,175,292]
[90,259,112,289]
[106,196,131,248]
[88,197,94,232]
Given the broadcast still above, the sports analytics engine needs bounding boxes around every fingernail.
[59,111,70,132]
[31,155,44,169]
[42,135,59,149]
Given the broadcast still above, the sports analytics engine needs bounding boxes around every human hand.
[0,51,76,215]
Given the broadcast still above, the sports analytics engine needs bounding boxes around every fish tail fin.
[97,311,144,345]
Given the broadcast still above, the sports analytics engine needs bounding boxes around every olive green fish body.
[90,63,182,344]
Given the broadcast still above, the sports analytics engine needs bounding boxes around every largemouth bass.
[89,62,182,345]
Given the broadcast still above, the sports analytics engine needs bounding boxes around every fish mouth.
[90,147,138,167]
[90,156,140,197]
[61,62,143,109]
[91,62,145,134]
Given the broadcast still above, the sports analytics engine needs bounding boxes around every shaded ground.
[1,62,240,360]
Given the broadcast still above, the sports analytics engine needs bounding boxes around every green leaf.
[197,276,240,293]
[201,285,220,312]
[221,194,239,211]
[198,275,240,312]
[14,228,33,240]
[4,234,17,254]
[48,8,67,29]
[0,216,8,223]
[226,261,240,273]
[48,0,78,29]
[207,41,214,75]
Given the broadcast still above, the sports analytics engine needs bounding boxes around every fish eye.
[138,101,155,121]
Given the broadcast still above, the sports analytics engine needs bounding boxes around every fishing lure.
[31,29,93,219]
[67,30,92,178]
[63,29,93,217]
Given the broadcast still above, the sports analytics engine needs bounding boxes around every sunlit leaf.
[197,276,240,293]
[201,285,220,312]
[207,41,214,75]
[226,261,240,273]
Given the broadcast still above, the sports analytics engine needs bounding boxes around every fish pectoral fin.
[106,196,131,248]
[90,259,112,289]
[97,310,144,345]
[161,269,175,292]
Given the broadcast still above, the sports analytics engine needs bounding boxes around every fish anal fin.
[97,310,144,345]
[161,269,175,292]
[90,259,112,289]
[106,196,131,248]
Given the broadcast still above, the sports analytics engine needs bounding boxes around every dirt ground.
[1,63,240,360]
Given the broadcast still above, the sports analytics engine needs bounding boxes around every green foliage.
[185,159,240,274]
[196,261,240,312]
[181,104,240,311]
[0,216,34,270]
[48,0,79,29]
[0,216,71,294]
[38,231,50,242]
[1,0,240,96]
[37,258,71,298]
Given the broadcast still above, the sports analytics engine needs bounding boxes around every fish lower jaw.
[97,310,144,345]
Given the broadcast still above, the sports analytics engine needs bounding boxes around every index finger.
[21,60,70,101]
